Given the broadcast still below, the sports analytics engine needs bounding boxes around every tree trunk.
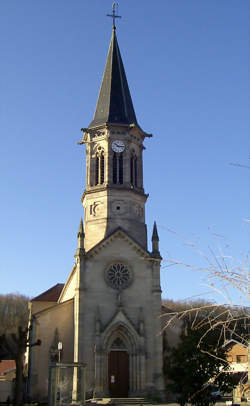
[14,351,24,406]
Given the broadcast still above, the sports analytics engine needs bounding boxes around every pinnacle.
[78,218,84,238]
[152,221,159,241]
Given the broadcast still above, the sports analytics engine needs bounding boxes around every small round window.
[105,263,132,290]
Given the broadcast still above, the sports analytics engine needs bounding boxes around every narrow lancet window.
[130,156,134,184]
[119,153,123,184]
[113,153,123,184]
[100,153,104,184]
[130,153,138,187]
[94,148,105,186]
[113,153,117,184]
[95,155,99,186]
[134,157,137,187]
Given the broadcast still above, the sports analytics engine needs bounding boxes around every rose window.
[105,263,132,290]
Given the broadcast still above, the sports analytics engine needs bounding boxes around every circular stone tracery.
[105,263,132,290]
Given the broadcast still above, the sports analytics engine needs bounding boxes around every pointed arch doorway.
[108,337,129,397]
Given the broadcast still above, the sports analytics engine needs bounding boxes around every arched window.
[100,152,104,184]
[119,153,123,184]
[113,153,123,185]
[95,155,99,186]
[95,149,105,185]
[113,153,117,184]
[134,156,137,187]
[130,153,138,187]
[130,156,134,184]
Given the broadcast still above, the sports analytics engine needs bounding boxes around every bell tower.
[79,25,152,252]
[27,9,165,400]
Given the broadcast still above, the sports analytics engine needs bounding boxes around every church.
[28,17,165,401]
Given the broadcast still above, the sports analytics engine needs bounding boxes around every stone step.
[87,398,150,405]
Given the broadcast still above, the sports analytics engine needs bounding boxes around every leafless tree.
[0,293,41,406]
[162,228,249,387]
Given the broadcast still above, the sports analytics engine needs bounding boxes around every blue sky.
[0,1,249,305]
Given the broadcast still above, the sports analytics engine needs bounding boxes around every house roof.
[0,360,16,377]
[31,283,64,302]
[223,339,247,349]
[88,28,138,129]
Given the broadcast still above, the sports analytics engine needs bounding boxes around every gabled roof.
[31,283,64,302]
[88,28,138,129]
[86,226,153,259]
[223,339,247,349]
[101,306,140,340]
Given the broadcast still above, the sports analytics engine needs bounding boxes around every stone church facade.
[28,25,165,401]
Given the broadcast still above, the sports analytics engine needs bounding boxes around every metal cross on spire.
[107,2,121,29]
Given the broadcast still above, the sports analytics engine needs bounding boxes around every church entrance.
[108,350,129,397]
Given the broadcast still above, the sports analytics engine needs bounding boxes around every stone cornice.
[81,185,147,202]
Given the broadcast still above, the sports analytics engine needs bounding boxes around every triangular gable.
[86,226,152,259]
[58,264,77,303]
[102,307,140,340]
[223,339,247,349]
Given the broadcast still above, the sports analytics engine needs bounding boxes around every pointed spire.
[151,221,160,255]
[152,221,159,241]
[77,217,84,239]
[89,28,138,129]
[75,218,85,256]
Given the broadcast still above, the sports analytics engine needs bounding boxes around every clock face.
[112,140,125,153]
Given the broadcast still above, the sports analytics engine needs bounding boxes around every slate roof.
[89,28,138,128]
[31,283,64,302]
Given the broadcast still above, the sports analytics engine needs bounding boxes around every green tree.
[165,322,236,406]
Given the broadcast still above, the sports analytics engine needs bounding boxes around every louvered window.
[113,153,117,184]
[100,153,104,184]
[130,154,138,187]
[113,153,123,184]
[119,153,123,184]
[95,155,99,186]
[95,150,105,185]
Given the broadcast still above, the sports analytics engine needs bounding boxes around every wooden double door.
[108,350,129,397]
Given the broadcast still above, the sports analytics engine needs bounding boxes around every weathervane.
[107,2,121,29]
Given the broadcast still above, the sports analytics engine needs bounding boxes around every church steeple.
[80,24,150,252]
[89,28,138,129]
